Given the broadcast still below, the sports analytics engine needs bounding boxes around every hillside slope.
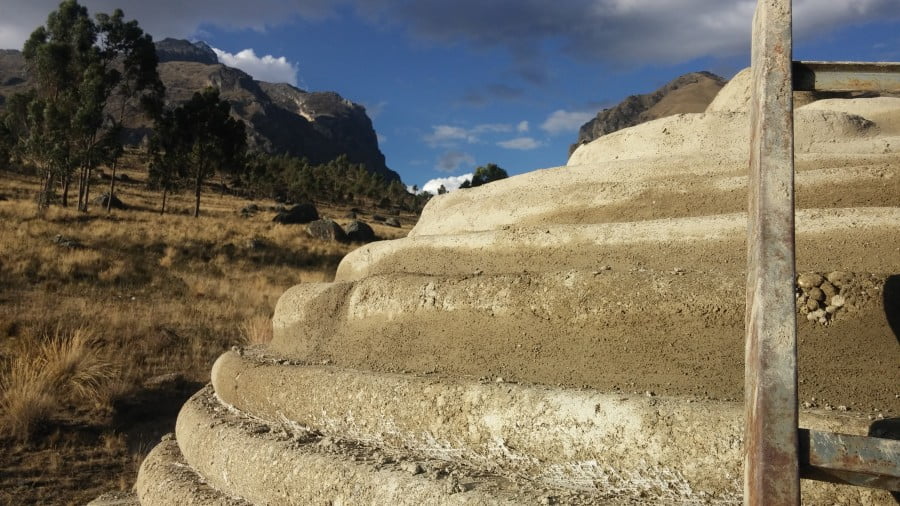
[570,71,726,154]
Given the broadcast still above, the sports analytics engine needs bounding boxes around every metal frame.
[745,0,900,504]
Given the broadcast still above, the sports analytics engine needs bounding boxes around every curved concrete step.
[136,437,250,506]
[272,268,899,407]
[209,351,893,505]
[174,386,591,505]
[338,208,900,281]
[412,157,898,237]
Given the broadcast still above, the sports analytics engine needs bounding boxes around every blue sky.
[2,1,898,191]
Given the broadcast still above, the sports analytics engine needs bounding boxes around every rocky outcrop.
[0,41,399,182]
[130,68,899,504]
[569,71,725,155]
[154,38,218,65]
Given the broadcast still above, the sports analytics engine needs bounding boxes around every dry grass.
[0,163,419,504]
[0,328,118,441]
[240,314,274,345]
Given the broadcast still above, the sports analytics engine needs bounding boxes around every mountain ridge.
[570,71,726,155]
[0,40,399,182]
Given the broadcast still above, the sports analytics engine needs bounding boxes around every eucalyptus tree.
[149,88,246,217]
[95,9,164,212]
[21,0,161,212]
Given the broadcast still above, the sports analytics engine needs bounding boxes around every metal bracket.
[793,61,900,93]
[800,429,900,491]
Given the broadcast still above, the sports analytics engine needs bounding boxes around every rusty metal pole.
[745,0,800,504]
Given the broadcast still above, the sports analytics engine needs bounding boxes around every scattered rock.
[797,272,824,289]
[806,309,826,322]
[372,214,386,222]
[143,372,187,390]
[385,217,401,228]
[444,477,463,494]
[93,192,127,210]
[805,298,820,311]
[53,234,82,249]
[272,203,319,224]
[807,287,825,302]
[246,237,268,250]
[826,271,852,287]
[306,219,348,243]
[819,281,837,298]
[346,220,376,243]
[830,294,846,307]
[400,461,423,475]
[240,203,260,217]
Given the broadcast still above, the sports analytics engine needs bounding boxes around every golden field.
[0,164,412,505]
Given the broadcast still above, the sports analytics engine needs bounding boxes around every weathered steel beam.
[793,61,900,93]
[799,429,900,491]
[745,0,800,504]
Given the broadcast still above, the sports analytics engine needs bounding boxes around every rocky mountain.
[154,38,218,65]
[0,40,398,182]
[570,71,726,155]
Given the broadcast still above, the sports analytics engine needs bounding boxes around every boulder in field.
[346,220,375,243]
[273,203,319,224]
[94,192,126,210]
[306,219,348,243]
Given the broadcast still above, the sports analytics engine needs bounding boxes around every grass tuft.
[0,328,118,440]
[240,314,274,345]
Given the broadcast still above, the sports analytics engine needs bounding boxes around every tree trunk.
[161,184,168,215]
[38,168,54,212]
[194,172,202,218]
[61,173,70,207]
[82,166,92,213]
[107,158,118,212]
[77,165,88,211]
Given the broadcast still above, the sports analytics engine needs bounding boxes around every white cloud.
[211,47,299,85]
[471,123,512,134]
[540,109,594,135]
[497,137,542,150]
[424,125,475,147]
[435,150,475,173]
[422,173,474,195]
[517,120,529,133]
[424,123,519,147]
